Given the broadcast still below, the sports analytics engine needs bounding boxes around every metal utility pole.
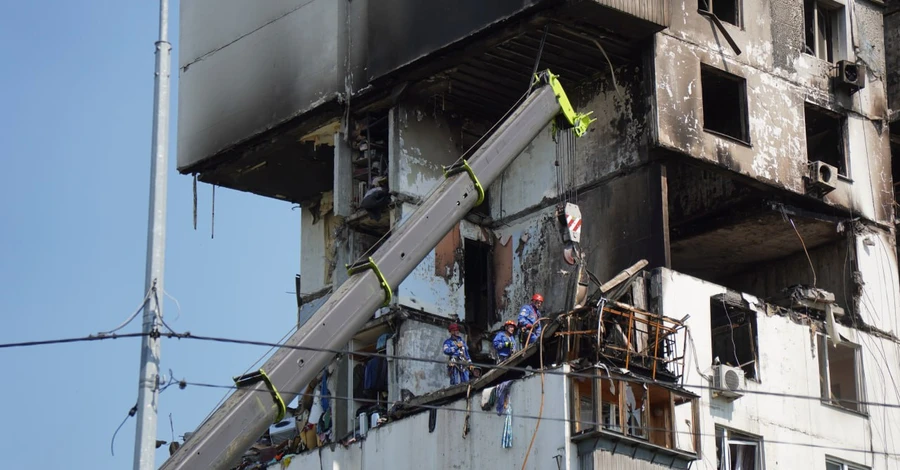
[134,0,171,469]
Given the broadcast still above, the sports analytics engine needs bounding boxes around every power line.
[173,380,900,459]
[7,329,900,410]
[171,332,900,411]
[0,332,148,349]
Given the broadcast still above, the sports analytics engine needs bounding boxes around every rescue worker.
[492,320,520,363]
[518,293,544,346]
[442,323,472,385]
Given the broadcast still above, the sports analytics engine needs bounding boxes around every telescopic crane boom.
[161,71,594,470]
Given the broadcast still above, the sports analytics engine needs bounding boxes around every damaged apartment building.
[171,0,900,469]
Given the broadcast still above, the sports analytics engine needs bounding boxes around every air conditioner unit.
[712,364,744,400]
[269,417,298,446]
[834,60,866,92]
[806,161,838,196]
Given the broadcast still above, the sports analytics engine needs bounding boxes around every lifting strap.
[532,70,596,138]
[233,369,286,423]
[442,159,485,207]
[346,257,393,307]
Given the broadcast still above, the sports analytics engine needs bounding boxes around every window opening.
[805,104,847,176]
[825,457,869,470]
[716,427,763,470]
[701,66,750,143]
[700,0,740,26]
[463,239,495,329]
[818,334,863,412]
[572,375,596,434]
[710,297,759,380]
[804,0,845,62]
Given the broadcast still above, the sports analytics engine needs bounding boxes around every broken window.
[572,370,699,455]
[804,0,845,62]
[805,104,847,176]
[599,374,621,433]
[818,334,864,413]
[699,0,740,26]
[710,297,759,380]
[716,427,763,470]
[826,457,868,470]
[701,66,749,143]
[463,238,495,329]
[572,374,596,434]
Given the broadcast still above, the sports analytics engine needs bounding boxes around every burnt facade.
[177,1,900,469]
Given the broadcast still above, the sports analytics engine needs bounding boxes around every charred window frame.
[701,66,750,144]
[570,370,700,454]
[716,427,764,470]
[699,0,741,27]
[804,0,847,63]
[710,297,759,381]
[817,334,865,414]
[805,104,848,177]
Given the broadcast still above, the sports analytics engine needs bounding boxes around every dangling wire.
[211,185,216,240]
[192,175,198,230]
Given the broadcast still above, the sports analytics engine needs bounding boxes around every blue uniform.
[517,304,542,345]
[492,331,519,361]
[442,335,471,385]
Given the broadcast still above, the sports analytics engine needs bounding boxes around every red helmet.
[532,293,544,303]
[448,323,460,332]
[504,320,516,328]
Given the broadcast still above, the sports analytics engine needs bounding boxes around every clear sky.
[0,2,300,468]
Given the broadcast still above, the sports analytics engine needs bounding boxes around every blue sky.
[0,2,299,467]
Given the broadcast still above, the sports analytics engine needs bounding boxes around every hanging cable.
[110,403,137,456]
[96,289,153,336]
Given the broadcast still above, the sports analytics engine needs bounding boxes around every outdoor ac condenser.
[712,364,744,400]
[807,161,838,196]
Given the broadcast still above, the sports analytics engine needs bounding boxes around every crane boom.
[161,71,593,470]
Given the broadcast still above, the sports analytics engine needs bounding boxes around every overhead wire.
[8,328,900,410]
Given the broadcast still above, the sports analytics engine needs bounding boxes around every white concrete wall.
[285,371,575,470]
[853,228,900,334]
[389,101,461,200]
[393,320,451,399]
[299,206,329,294]
[656,268,900,470]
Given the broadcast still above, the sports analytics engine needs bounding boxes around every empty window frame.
[710,298,759,380]
[825,457,868,470]
[805,104,847,176]
[804,0,846,62]
[463,239,495,330]
[699,0,741,26]
[701,66,750,144]
[818,335,864,413]
[716,427,763,470]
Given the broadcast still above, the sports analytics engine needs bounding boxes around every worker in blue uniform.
[492,320,519,363]
[518,293,544,346]
[442,323,472,385]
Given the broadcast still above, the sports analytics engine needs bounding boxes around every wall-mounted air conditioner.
[806,161,838,196]
[712,364,744,400]
[834,60,866,93]
[269,416,298,445]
